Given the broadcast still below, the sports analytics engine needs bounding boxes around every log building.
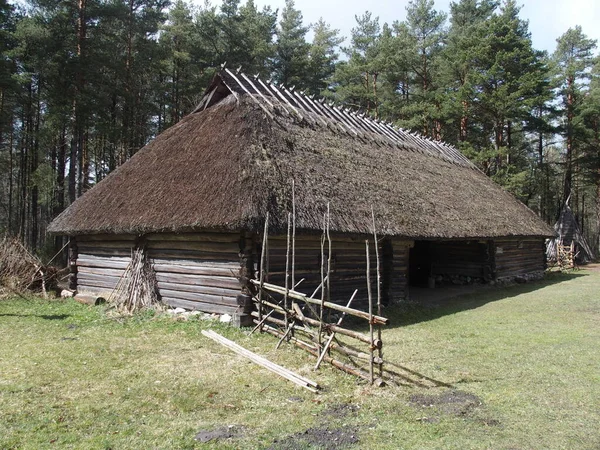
[48,69,554,325]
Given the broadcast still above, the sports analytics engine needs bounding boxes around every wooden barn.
[48,68,554,325]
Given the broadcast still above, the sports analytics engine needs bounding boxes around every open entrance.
[409,240,491,288]
[409,241,432,287]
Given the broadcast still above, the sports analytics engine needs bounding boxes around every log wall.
[74,232,249,318]
[75,234,135,294]
[146,232,246,316]
[494,237,546,279]
[389,239,410,304]
[264,235,411,307]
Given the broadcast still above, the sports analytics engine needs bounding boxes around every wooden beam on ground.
[201,330,319,393]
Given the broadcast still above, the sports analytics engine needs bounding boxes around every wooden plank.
[148,249,238,261]
[201,329,319,392]
[76,234,135,242]
[77,271,123,282]
[77,266,126,277]
[78,254,131,262]
[146,232,240,243]
[78,258,131,270]
[74,240,134,249]
[157,289,238,306]
[155,273,240,289]
[147,240,239,253]
[153,263,239,277]
[162,297,240,315]
[156,282,240,297]
[78,278,119,290]
[77,247,132,257]
[77,286,114,296]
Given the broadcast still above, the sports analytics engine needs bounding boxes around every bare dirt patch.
[410,390,483,417]
[320,403,360,419]
[268,426,359,450]
[193,425,245,443]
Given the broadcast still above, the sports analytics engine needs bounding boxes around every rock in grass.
[220,314,232,323]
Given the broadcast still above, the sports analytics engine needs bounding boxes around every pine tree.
[305,18,343,96]
[553,26,597,205]
[331,12,382,116]
[272,0,310,88]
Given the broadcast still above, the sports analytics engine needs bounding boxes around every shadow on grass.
[384,271,587,328]
[383,361,454,388]
[0,313,71,320]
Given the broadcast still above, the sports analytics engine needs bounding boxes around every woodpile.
[108,245,161,313]
[0,235,56,296]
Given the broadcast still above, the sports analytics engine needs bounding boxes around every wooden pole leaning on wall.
[366,239,374,385]
[372,207,383,378]
[318,210,326,349]
[257,212,269,332]
[284,212,291,331]
[291,179,296,290]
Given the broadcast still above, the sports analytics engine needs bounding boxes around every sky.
[210,0,600,54]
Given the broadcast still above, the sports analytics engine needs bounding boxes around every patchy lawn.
[1,270,599,449]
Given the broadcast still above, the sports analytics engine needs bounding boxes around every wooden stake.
[261,324,371,382]
[318,211,326,348]
[292,179,296,289]
[258,212,269,331]
[284,212,291,330]
[372,207,383,378]
[366,239,374,385]
[314,289,357,370]
[326,203,332,318]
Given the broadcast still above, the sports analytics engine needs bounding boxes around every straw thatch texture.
[48,94,553,239]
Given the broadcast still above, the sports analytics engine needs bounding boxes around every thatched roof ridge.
[196,68,476,170]
[48,73,554,239]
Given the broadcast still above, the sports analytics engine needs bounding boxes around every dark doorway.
[409,241,432,287]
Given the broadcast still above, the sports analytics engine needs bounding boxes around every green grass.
[1,270,599,449]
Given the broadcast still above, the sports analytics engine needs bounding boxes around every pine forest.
[1,0,599,258]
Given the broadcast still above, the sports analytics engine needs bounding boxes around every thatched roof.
[48,69,553,239]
